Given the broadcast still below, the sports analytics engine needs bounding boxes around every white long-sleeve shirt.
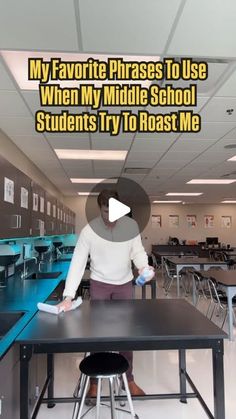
[63,216,148,299]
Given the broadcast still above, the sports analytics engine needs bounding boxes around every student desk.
[17,299,226,419]
[198,269,236,341]
[166,257,228,297]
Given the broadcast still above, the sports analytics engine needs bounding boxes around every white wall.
[0,129,64,201]
[143,203,236,252]
[64,197,236,253]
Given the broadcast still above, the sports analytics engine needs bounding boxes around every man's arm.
[130,234,148,270]
[62,229,90,299]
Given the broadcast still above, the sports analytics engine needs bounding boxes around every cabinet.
[31,182,45,237]
[0,156,31,239]
[45,192,57,235]
[0,346,20,419]
[27,354,47,417]
[0,154,76,239]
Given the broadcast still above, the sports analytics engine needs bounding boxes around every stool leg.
[122,373,136,418]
[116,376,125,407]
[72,373,86,419]
[109,377,117,419]
[75,375,90,419]
[96,378,102,419]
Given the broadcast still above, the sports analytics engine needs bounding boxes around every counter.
[0,256,73,359]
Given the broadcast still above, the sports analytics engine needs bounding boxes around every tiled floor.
[37,272,236,418]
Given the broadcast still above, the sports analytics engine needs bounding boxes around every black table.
[17,299,226,419]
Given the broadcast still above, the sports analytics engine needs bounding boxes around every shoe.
[128,381,146,396]
[85,383,97,405]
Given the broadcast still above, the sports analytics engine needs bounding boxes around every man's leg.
[111,281,134,381]
[111,282,145,395]
[86,280,113,399]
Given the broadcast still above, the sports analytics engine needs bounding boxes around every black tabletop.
[17,300,226,346]
[199,269,236,286]
[168,257,227,265]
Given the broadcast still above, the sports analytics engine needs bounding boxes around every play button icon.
[85,176,151,242]
[108,198,131,222]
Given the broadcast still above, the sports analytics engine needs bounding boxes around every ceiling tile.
[0,56,17,90]
[200,97,236,122]
[0,91,32,117]
[126,151,158,164]
[215,67,236,97]
[181,122,236,140]
[0,116,36,135]
[131,138,175,152]
[167,0,236,57]
[79,0,182,53]
[91,138,132,150]
[0,0,79,51]
[48,137,90,149]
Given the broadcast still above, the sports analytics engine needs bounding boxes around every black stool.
[73,352,137,419]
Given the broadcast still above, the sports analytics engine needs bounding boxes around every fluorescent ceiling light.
[187,179,236,184]
[1,51,159,90]
[166,192,203,196]
[153,200,182,204]
[221,200,236,203]
[71,178,117,184]
[227,155,236,161]
[78,192,99,196]
[55,149,127,160]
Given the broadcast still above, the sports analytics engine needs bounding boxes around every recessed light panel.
[166,193,203,196]
[55,149,127,160]
[153,200,182,203]
[227,155,236,161]
[187,179,236,184]
[71,178,117,184]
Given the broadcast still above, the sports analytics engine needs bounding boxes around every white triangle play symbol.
[108,198,131,222]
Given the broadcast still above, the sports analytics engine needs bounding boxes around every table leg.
[161,256,164,278]
[192,274,196,305]
[178,349,187,403]
[212,341,225,419]
[151,279,156,299]
[176,267,181,297]
[47,354,55,408]
[20,345,32,419]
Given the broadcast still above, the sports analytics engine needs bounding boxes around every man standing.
[59,189,151,397]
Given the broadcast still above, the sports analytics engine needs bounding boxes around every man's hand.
[138,266,155,282]
[56,297,73,312]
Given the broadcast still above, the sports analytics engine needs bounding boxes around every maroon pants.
[90,279,134,382]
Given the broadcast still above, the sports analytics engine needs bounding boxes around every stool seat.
[73,352,137,418]
[80,352,129,377]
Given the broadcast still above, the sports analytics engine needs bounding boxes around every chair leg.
[222,310,228,330]
[96,378,102,419]
[109,377,117,419]
[165,278,173,295]
[74,376,90,419]
[122,373,136,418]
[210,304,216,320]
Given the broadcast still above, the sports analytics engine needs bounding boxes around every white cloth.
[63,216,148,298]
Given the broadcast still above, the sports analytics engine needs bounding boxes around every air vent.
[124,167,151,174]
[224,144,236,149]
